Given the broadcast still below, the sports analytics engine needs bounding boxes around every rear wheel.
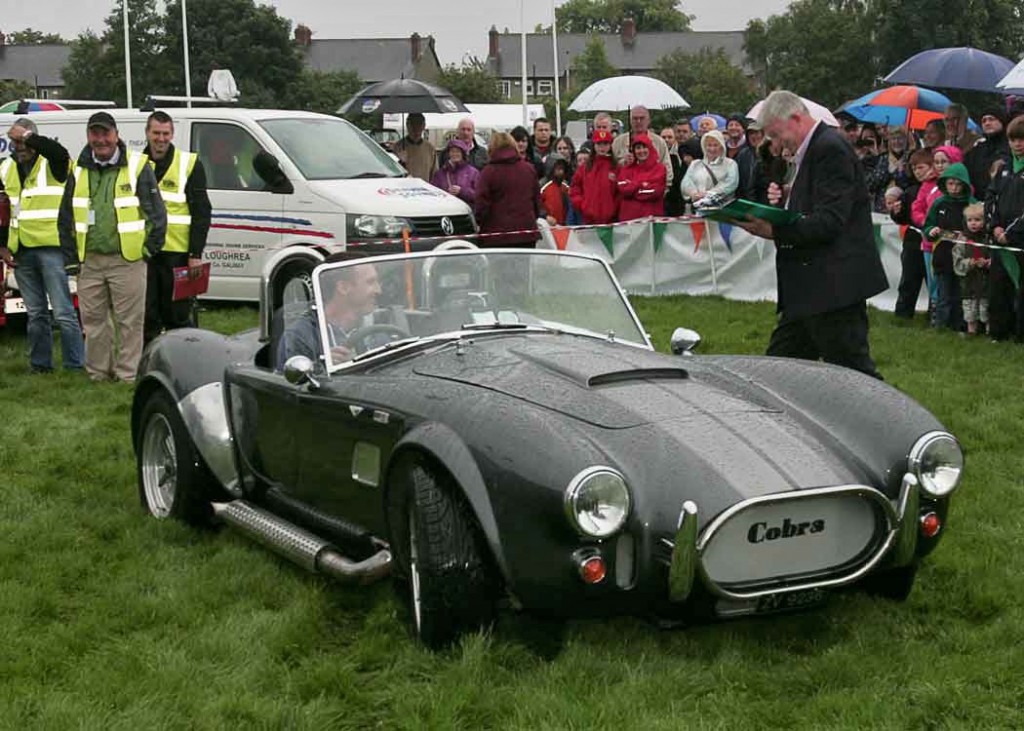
[136,390,218,527]
[862,565,918,601]
[272,259,316,311]
[389,458,496,649]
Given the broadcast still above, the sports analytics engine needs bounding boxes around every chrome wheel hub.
[141,413,177,518]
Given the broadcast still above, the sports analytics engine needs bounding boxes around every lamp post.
[552,0,562,137]
[182,0,192,106]
[122,0,133,108]
[520,0,528,125]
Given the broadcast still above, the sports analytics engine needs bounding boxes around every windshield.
[309,250,649,371]
[259,117,405,180]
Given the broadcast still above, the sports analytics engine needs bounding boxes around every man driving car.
[276,260,382,370]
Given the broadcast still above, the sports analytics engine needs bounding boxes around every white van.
[0,107,476,311]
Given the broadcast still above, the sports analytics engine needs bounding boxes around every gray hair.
[594,112,612,125]
[945,103,968,118]
[757,91,810,126]
[12,117,38,134]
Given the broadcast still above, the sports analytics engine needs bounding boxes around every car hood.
[411,334,777,429]
[306,177,472,216]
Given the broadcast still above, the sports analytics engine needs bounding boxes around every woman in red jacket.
[570,129,618,224]
[474,132,541,248]
[616,134,666,221]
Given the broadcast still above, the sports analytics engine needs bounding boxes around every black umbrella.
[337,79,470,115]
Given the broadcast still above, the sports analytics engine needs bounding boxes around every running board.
[212,501,391,584]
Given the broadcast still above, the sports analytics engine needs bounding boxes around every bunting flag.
[688,221,706,253]
[596,225,615,257]
[718,222,734,252]
[899,224,909,241]
[551,226,572,251]
[873,225,886,253]
[999,250,1021,290]
[653,221,668,253]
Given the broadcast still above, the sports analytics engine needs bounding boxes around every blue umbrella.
[690,112,728,130]
[884,47,1016,93]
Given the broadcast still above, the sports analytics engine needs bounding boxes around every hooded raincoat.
[430,139,479,206]
[680,130,739,203]
[616,135,666,221]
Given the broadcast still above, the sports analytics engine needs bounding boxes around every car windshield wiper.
[346,171,392,179]
[460,322,532,331]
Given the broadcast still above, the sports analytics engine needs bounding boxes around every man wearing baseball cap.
[58,111,167,382]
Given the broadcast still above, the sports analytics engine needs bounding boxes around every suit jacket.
[772,124,888,320]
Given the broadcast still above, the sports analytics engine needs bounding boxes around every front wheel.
[136,390,217,527]
[862,564,918,601]
[389,459,496,649]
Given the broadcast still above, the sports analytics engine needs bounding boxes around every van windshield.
[259,117,406,180]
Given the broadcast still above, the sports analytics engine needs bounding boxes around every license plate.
[715,588,826,618]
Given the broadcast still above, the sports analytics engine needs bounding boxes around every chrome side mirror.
[283,355,320,389]
[670,327,702,356]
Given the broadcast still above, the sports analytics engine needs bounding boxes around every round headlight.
[908,432,963,497]
[565,467,631,538]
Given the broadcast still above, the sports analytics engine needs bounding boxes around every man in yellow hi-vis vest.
[0,117,83,373]
[58,112,167,382]
[142,111,211,344]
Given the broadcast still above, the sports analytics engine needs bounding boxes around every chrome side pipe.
[212,501,391,584]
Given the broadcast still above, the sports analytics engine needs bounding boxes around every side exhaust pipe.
[212,501,391,584]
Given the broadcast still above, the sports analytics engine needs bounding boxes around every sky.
[2,0,791,64]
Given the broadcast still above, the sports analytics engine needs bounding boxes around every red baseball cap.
[592,129,613,143]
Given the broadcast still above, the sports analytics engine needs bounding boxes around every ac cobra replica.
[132,248,964,648]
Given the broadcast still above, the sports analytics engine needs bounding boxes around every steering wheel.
[346,323,412,354]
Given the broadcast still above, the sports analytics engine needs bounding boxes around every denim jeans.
[932,272,962,331]
[14,246,84,370]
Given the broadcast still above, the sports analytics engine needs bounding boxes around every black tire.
[388,458,496,649]
[862,564,918,601]
[136,389,219,527]
[272,258,316,311]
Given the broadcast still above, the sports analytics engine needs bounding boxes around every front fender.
[388,421,510,582]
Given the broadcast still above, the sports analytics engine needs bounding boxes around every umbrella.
[747,97,839,127]
[838,85,952,130]
[996,57,1024,94]
[689,112,728,130]
[885,47,1015,93]
[338,79,470,115]
[568,76,689,112]
[0,100,64,113]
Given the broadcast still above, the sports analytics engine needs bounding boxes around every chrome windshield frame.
[310,248,655,375]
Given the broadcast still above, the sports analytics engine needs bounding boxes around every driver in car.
[276,261,382,370]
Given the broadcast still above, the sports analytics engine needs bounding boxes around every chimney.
[488,25,499,59]
[622,17,637,46]
[293,24,312,47]
[410,32,422,62]
[0,31,6,47]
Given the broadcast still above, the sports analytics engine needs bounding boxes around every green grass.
[1,297,1022,730]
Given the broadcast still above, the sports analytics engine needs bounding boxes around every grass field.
[1,297,1022,730]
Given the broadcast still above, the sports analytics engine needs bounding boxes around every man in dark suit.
[737,91,889,378]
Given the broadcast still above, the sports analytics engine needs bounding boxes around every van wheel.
[273,259,316,310]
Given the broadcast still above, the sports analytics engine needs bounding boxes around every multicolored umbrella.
[884,47,1016,93]
[838,86,952,130]
[0,100,64,114]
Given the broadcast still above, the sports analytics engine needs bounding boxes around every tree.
[654,48,757,116]
[570,37,618,92]
[557,0,692,33]
[437,60,501,104]
[8,28,65,44]
[288,70,362,115]
[868,0,1024,76]
[744,0,878,108]
[0,79,36,102]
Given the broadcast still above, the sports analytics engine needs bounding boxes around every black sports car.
[132,248,964,648]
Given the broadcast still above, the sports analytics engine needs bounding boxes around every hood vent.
[587,368,689,388]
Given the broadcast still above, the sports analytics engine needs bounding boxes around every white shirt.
[786,120,821,210]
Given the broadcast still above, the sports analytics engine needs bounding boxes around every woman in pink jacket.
[616,134,667,221]
[912,145,963,304]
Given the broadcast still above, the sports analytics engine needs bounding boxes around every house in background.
[294,25,442,83]
[484,21,748,98]
[0,32,71,98]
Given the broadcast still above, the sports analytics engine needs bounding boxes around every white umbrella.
[747,96,840,127]
[569,76,689,112]
[996,57,1024,93]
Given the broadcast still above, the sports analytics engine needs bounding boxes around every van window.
[192,123,266,191]
[259,117,404,180]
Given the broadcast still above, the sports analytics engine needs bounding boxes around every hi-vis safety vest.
[71,151,150,262]
[157,148,196,254]
[0,155,67,253]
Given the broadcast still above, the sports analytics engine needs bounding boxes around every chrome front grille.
[409,214,476,237]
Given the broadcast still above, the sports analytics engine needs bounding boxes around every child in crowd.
[890,149,934,318]
[952,203,991,336]
[539,155,572,226]
[925,162,975,330]
[908,148,940,312]
[570,129,618,224]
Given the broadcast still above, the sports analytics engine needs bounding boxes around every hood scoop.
[587,367,687,388]
[510,345,687,388]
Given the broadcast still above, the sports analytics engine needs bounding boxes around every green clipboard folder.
[697,198,800,226]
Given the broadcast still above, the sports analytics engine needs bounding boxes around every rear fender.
[387,421,509,582]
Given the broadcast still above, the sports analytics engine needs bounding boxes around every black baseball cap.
[87,111,117,130]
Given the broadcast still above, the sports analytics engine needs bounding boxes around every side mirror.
[253,150,294,194]
[283,354,320,388]
[670,327,702,356]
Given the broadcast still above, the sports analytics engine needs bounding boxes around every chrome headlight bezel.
[908,431,964,498]
[347,214,412,240]
[564,466,632,538]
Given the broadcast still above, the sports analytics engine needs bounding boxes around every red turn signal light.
[579,555,607,584]
[920,512,942,538]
